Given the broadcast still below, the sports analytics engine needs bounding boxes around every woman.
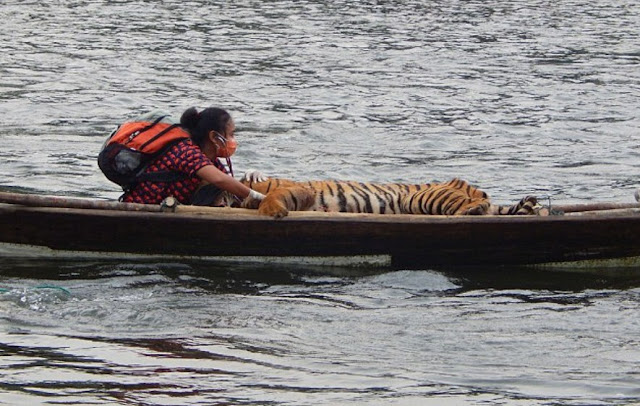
[120,107,264,207]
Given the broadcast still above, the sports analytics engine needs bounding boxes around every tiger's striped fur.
[253,185,317,218]
[241,175,540,218]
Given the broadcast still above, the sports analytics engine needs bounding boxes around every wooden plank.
[0,191,159,212]
[552,202,640,213]
[563,208,640,217]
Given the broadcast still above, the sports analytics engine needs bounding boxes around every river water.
[1,0,640,405]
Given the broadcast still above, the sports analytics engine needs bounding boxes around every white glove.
[241,169,269,183]
[241,189,266,209]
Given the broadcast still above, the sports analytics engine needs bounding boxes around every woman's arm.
[196,164,252,198]
[195,164,265,204]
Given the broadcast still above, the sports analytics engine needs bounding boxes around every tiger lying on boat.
[239,171,541,218]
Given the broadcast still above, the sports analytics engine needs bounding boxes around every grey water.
[1,0,640,405]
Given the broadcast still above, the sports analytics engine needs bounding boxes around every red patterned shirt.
[121,138,229,204]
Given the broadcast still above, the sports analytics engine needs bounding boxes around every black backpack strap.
[135,114,167,137]
[139,123,182,150]
[119,114,168,144]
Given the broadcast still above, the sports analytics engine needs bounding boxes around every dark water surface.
[1,0,640,404]
[2,259,640,405]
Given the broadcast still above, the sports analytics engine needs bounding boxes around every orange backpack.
[98,111,190,191]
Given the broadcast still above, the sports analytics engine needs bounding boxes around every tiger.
[239,172,541,218]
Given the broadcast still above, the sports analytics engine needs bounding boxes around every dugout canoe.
[1,191,640,269]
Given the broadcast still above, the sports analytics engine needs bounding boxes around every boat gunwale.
[2,202,640,225]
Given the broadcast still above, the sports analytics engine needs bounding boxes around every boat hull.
[2,201,640,269]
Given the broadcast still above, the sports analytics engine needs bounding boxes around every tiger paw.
[258,199,289,218]
[257,186,316,218]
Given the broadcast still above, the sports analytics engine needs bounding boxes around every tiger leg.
[239,175,304,213]
[401,179,492,215]
[490,196,541,215]
[258,186,317,218]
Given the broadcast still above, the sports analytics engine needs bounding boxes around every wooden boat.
[1,191,640,270]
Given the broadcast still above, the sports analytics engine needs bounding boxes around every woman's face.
[211,119,237,158]
[224,119,236,138]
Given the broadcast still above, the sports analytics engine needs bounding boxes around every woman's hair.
[180,107,232,146]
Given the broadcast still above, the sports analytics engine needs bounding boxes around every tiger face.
[241,173,541,218]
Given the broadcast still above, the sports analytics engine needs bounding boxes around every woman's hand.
[240,189,265,209]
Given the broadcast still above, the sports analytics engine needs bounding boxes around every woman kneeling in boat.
[120,107,265,207]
